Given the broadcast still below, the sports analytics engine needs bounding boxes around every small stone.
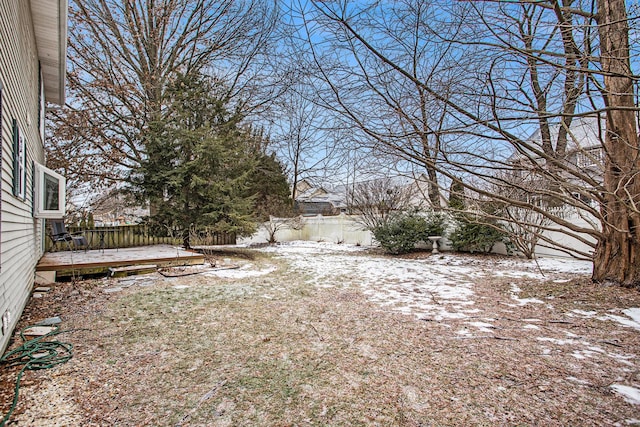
[37,316,62,326]
[103,287,123,293]
[32,352,49,359]
[34,286,51,292]
[137,280,155,287]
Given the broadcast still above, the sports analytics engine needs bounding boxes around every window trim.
[33,163,66,219]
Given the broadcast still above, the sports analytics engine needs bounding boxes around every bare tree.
[292,1,462,210]
[592,0,640,283]
[269,83,342,205]
[500,204,554,260]
[347,177,417,230]
[296,0,640,285]
[263,215,303,244]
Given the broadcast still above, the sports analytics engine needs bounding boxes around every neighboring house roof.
[69,190,150,226]
[295,179,314,194]
[520,115,605,156]
[294,201,339,216]
[508,115,607,182]
[294,175,447,214]
[296,186,347,209]
[31,0,68,104]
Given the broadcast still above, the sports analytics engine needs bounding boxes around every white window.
[34,163,66,218]
[575,147,604,168]
[12,119,26,199]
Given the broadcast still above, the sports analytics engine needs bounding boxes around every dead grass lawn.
[1,250,640,426]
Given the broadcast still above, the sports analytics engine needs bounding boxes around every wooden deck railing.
[46,224,236,252]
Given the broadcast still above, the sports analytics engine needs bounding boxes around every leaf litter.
[1,241,639,426]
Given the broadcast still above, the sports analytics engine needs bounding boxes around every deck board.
[37,245,205,279]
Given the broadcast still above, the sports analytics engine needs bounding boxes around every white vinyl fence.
[530,208,598,258]
[240,214,375,246]
[240,211,598,259]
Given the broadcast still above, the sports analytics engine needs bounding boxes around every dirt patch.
[1,249,639,426]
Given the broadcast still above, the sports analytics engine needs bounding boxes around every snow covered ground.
[258,241,593,320]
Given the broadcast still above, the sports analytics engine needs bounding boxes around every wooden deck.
[37,245,205,281]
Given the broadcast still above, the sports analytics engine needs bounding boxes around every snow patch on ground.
[509,283,545,306]
[571,309,598,317]
[259,241,593,321]
[538,337,580,346]
[202,264,277,279]
[625,308,640,323]
[532,256,593,274]
[245,241,640,376]
[601,308,640,331]
[566,376,591,385]
[466,321,496,333]
[611,384,640,405]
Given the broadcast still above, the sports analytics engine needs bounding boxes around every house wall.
[0,0,47,352]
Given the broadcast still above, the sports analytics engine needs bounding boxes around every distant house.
[69,191,149,227]
[507,115,605,207]
[294,180,347,216]
[503,115,607,257]
[293,175,444,217]
[0,0,68,352]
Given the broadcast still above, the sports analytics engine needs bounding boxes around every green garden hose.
[0,325,73,426]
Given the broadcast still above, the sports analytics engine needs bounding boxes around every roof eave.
[31,0,68,105]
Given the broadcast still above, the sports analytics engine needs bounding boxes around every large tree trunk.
[592,0,640,286]
[426,166,441,210]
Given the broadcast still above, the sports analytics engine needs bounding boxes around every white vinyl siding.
[0,0,47,353]
[575,147,605,169]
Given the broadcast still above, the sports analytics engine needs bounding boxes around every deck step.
[109,264,158,278]
[23,326,57,336]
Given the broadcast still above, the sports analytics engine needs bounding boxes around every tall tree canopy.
[48,0,640,286]
[48,0,280,190]
[138,72,290,248]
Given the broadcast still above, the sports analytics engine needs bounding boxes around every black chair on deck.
[48,219,88,252]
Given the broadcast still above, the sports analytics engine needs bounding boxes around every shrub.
[449,216,508,253]
[423,211,447,236]
[372,212,446,254]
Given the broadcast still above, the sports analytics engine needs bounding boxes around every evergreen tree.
[448,178,465,212]
[249,153,293,221]
[138,73,258,248]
